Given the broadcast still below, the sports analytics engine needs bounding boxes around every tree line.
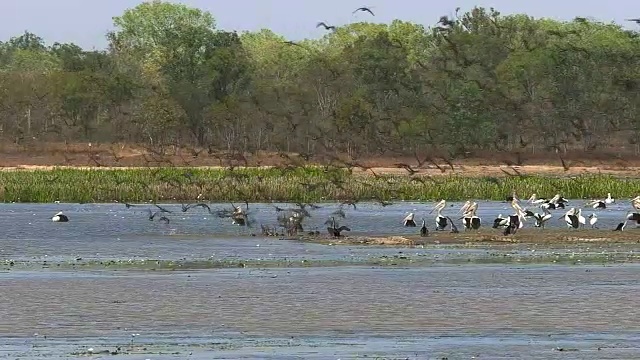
[1,2,640,163]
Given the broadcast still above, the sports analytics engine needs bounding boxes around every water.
[0,202,638,358]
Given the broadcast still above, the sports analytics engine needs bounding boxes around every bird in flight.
[626,18,640,24]
[353,7,375,16]
[317,22,336,30]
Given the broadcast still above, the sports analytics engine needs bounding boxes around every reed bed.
[0,167,639,203]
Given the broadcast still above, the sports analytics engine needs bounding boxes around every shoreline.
[2,164,640,178]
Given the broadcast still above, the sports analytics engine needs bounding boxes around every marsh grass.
[1,167,639,203]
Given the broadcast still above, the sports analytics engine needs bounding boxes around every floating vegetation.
[1,167,640,203]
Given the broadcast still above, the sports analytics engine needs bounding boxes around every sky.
[1,0,639,50]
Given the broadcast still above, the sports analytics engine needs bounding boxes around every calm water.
[0,266,639,358]
[0,202,639,358]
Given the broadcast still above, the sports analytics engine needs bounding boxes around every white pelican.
[527,193,547,205]
[585,199,606,210]
[403,213,417,227]
[588,213,598,229]
[562,208,579,229]
[625,212,640,225]
[420,219,428,237]
[533,208,552,228]
[51,211,69,222]
[604,193,615,204]
[430,200,448,231]
[492,214,509,229]
[461,204,481,230]
[631,196,640,211]
[576,208,586,227]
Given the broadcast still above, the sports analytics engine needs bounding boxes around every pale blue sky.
[1,0,639,49]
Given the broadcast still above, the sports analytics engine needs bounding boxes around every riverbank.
[0,167,639,203]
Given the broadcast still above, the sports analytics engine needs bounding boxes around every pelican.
[576,208,586,227]
[562,208,579,229]
[605,193,615,204]
[527,193,547,205]
[631,196,640,211]
[51,211,69,222]
[430,200,448,231]
[588,213,598,229]
[613,221,627,231]
[503,213,524,235]
[510,199,527,229]
[403,213,417,227]
[492,214,509,229]
[625,212,640,225]
[420,219,428,237]
[458,201,472,214]
[533,208,552,228]
[586,199,606,210]
[460,203,481,230]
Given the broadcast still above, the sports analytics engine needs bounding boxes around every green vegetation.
[1,3,640,161]
[1,168,639,203]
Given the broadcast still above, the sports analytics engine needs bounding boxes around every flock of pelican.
[49,193,640,238]
[402,193,640,236]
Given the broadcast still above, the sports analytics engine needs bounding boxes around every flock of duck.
[401,193,640,237]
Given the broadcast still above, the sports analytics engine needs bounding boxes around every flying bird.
[316,22,336,31]
[353,7,375,16]
[625,18,640,24]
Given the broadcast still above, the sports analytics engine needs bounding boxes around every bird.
[446,216,459,233]
[316,22,336,31]
[613,221,627,231]
[588,213,598,229]
[625,212,640,225]
[420,219,428,237]
[527,193,547,204]
[492,214,509,229]
[326,217,350,237]
[533,208,552,228]
[352,6,374,16]
[604,193,615,204]
[403,213,417,227]
[505,190,518,202]
[181,202,212,213]
[430,200,449,231]
[625,18,640,24]
[51,211,69,222]
[460,202,481,230]
[576,208,586,227]
[562,208,580,229]
[147,209,165,221]
[586,199,606,210]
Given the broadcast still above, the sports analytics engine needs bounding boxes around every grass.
[1,167,640,203]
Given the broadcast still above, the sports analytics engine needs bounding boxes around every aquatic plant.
[0,167,639,203]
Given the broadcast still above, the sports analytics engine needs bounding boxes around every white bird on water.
[585,199,606,210]
[588,213,598,229]
[51,211,69,222]
[402,212,417,227]
[604,193,615,205]
[430,199,449,231]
